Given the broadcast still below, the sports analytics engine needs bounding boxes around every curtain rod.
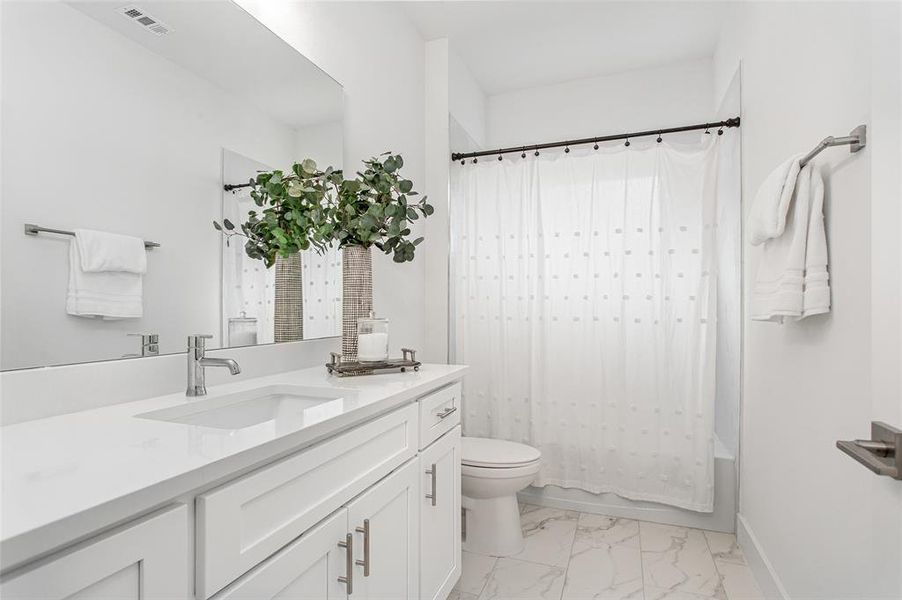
[451,117,741,162]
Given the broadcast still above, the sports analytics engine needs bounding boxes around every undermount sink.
[137,385,354,430]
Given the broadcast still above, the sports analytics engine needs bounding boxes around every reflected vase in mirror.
[341,245,372,359]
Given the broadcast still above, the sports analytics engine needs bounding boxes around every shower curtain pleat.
[450,137,721,512]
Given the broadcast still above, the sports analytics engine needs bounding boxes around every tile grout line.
[702,530,729,600]
[638,519,648,600]
[557,510,581,600]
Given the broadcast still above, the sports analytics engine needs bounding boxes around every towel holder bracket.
[24,223,160,249]
[800,124,867,167]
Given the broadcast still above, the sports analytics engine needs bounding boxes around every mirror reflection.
[1,0,344,370]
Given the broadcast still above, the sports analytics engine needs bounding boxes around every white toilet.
[461,436,541,556]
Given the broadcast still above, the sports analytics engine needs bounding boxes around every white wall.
[715,2,902,597]
[449,48,487,149]
[0,1,298,369]
[486,59,714,147]
[714,67,742,456]
[235,0,428,358]
[423,39,451,363]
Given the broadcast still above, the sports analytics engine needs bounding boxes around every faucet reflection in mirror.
[214,153,433,360]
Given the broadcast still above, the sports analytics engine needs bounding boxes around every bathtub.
[517,435,737,533]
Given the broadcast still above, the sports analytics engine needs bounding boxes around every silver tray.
[326,348,421,377]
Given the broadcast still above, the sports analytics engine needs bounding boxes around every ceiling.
[396,1,730,95]
[70,1,343,128]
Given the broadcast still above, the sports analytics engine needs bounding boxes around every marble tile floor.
[449,504,765,600]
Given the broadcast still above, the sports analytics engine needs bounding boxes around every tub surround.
[1,364,466,576]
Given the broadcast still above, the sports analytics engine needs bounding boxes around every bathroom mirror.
[0,0,344,370]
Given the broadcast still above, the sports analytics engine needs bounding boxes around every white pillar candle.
[357,332,389,362]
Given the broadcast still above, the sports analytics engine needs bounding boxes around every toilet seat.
[462,461,540,479]
[462,436,541,468]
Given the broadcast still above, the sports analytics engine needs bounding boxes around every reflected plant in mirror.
[214,153,433,266]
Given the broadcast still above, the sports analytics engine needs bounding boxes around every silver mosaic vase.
[273,253,303,342]
[341,245,373,360]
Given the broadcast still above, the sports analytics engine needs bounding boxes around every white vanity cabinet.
[212,508,348,600]
[419,425,462,600]
[1,372,466,600]
[214,454,421,600]
[0,504,189,600]
[196,403,418,598]
[346,458,420,600]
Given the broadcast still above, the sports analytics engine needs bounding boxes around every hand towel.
[67,239,143,319]
[750,164,830,322]
[748,154,804,246]
[74,228,147,274]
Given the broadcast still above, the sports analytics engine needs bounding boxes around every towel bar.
[24,223,160,248]
[799,124,866,167]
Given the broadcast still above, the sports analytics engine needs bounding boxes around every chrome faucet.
[186,334,241,397]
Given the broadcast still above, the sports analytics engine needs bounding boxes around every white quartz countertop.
[0,363,466,570]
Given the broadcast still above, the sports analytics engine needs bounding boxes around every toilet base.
[462,494,524,556]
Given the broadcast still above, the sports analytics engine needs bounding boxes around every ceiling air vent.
[117,5,173,36]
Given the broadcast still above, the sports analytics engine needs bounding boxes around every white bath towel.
[750,164,830,322]
[800,170,830,317]
[748,154,804,246]
[67,239,143,319]
[74,228,147,274]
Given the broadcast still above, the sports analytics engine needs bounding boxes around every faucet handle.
[187,334,214,350]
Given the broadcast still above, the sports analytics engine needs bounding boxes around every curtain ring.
[521,147,526,159]
[534,147,540,157]
[593,140,599,150]
[717,127,724,136]
[624,137,631,147]
[656,132,663,143]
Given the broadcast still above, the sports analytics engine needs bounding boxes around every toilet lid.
[461,437,541,468]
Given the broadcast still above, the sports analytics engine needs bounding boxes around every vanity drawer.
[418,382,461,449]
[196,402,418,598]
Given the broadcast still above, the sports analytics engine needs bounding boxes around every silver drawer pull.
[435,406,457,420]
[425,463,437,506]
[355,519,371,577]
[338,533,353,593]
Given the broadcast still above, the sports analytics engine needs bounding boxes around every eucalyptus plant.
[215,153,433,267]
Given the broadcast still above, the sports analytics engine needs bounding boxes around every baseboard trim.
[736,513,790,600]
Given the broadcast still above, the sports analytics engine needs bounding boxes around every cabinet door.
[419,426,462,600]
[346,459,419,600]
[0,505,188,600]
[214,508,349,600]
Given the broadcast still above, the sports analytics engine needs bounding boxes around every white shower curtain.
[450,136,721,511]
